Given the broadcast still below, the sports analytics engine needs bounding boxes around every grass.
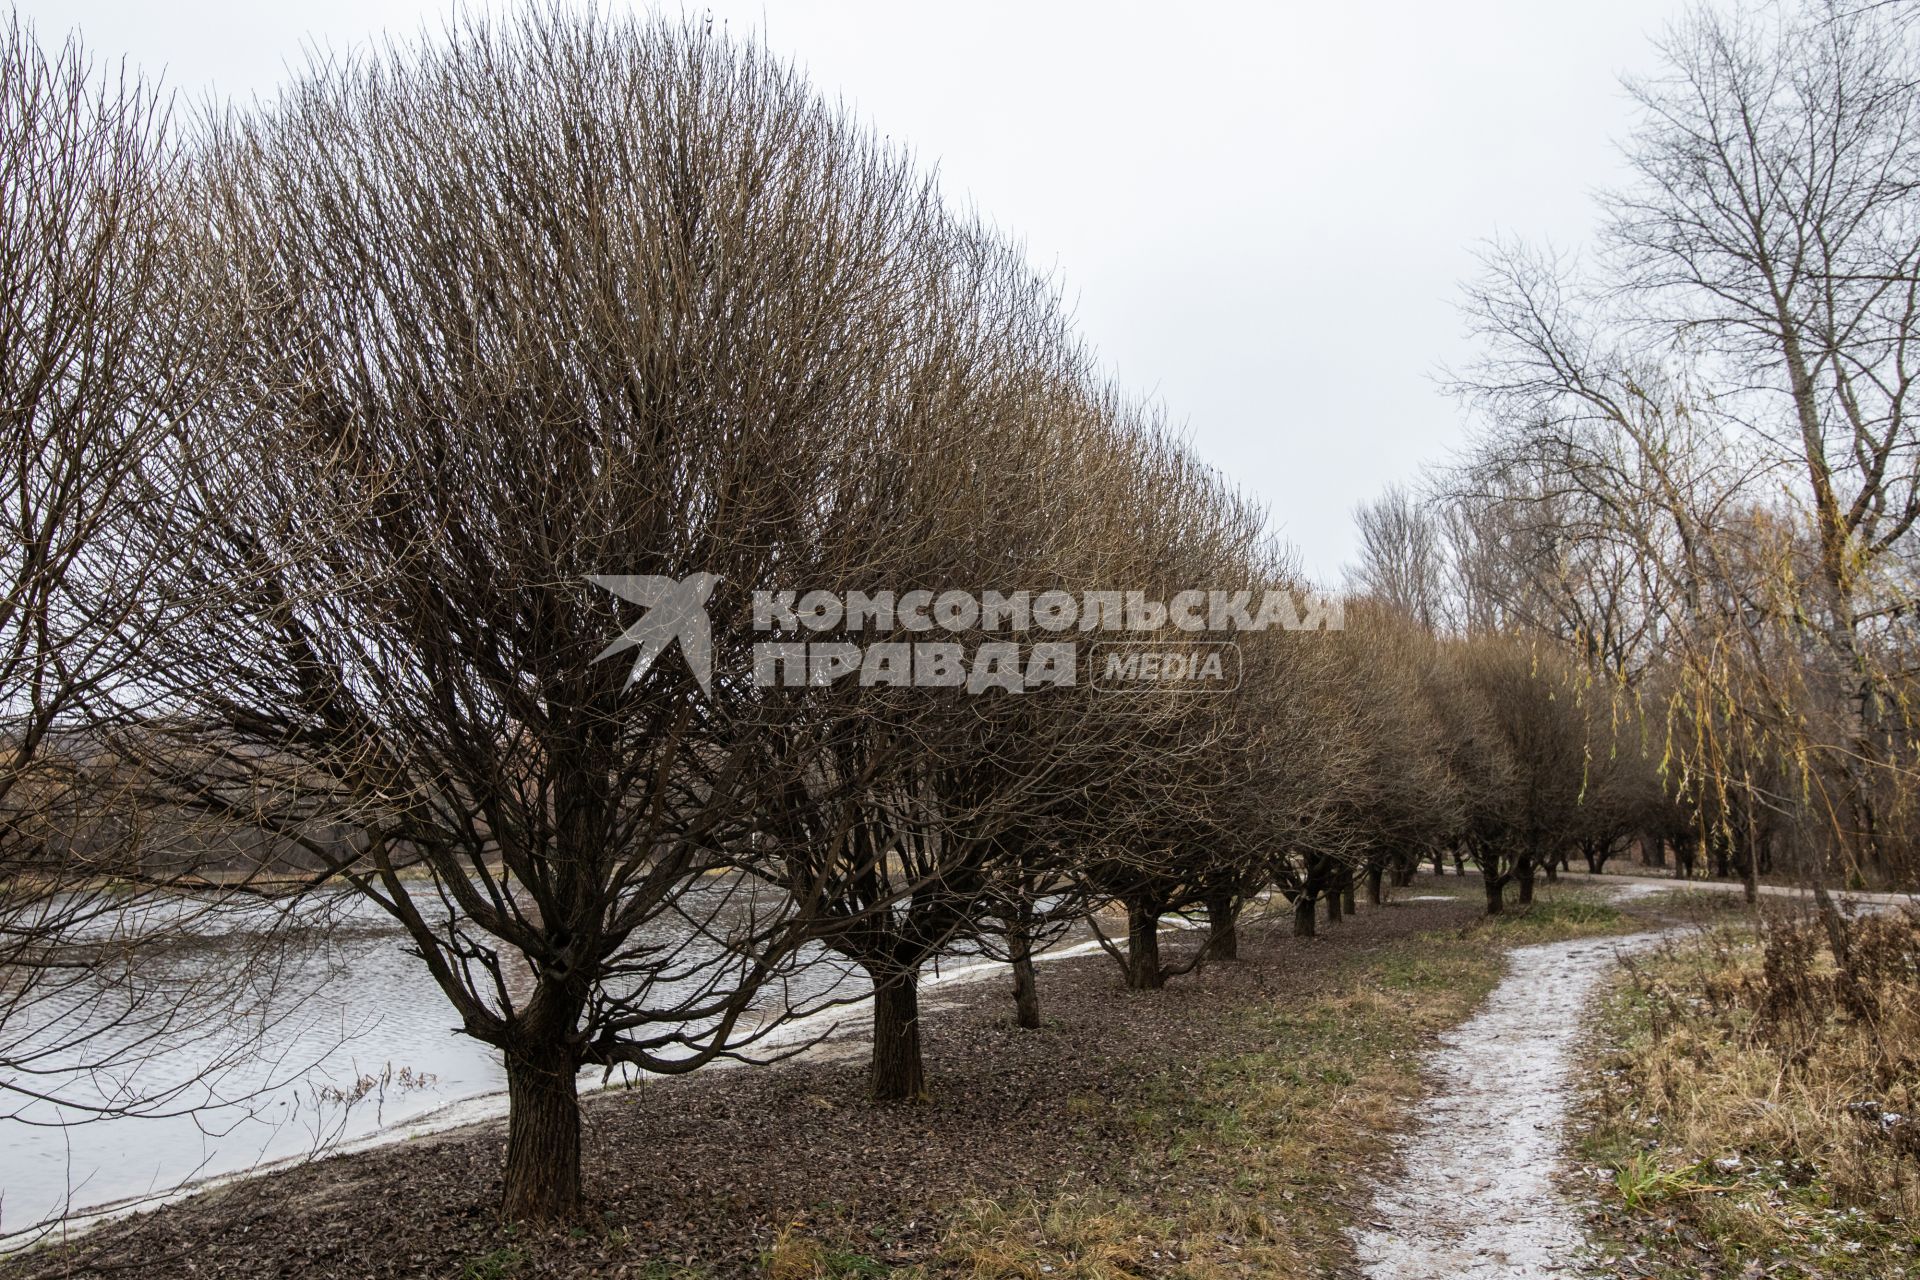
[1575,910,1920,1279]
[460,1246,530,1279]
[761,1228,892,1280]
[765,886,1641,1280]
[637,1265,713,1280]
[1610,1150,1733,1211]
[1487,894,1627,938]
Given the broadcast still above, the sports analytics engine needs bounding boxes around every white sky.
[26,0,1689,582]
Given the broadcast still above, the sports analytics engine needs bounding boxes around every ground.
[1571,893,1920,1279]
[2,876,1669,1280]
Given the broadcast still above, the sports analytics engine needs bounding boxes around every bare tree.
[133,9,1022,1219]
[1351,485,1444,631]
[0,16,314,1188]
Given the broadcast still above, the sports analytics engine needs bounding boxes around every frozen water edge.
[0,924,1148,1253]
[1351,921,1668,1279]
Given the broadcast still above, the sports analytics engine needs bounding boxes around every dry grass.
[1577,906,1920,1278]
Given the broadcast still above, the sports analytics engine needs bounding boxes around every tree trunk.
[1126,901,1164,989]
[1367,863,1384,905]
[1293,891,1317,937]
[501,1040,583,1222]
[1483,870,1505,916]
[870,970,927,1101]
[1341,878,1358,915]
[1807,831,1874,1020]
[1009,923,1040,1029]
[1325,884,1343,925]
[1516,861,1536,906]
[1204,888,1239,961]
[1432,848,1446,876]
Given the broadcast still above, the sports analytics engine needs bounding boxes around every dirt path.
[1350,923,1666,1279]
[1560,868,1916,909]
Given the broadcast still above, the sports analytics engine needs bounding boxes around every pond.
[0,883,875,1239]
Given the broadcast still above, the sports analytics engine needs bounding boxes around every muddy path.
[1350,874,1916,1279]
[1350,924,1666,1279]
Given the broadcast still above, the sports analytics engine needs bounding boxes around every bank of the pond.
[3,876,1653,1280]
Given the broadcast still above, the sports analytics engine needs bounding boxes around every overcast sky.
[26,0,1690,582]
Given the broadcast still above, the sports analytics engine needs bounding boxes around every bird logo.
[587,572,722,695]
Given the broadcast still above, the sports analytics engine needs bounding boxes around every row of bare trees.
[0,5,1684,1228]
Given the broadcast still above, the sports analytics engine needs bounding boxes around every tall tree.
[138,10,1001,1219]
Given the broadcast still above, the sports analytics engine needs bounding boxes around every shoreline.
[0,910,1189,1253]
[0,882,1507,1279]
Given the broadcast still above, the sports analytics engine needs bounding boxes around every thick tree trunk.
[870,970,927,1101]
[1293,891,1317,937]
[1340,876,1358,915]
[1432,848,1446,876]
[1673,837,1697,879]
[501,1041,583,1222]
[1806,828,1874,1019]
[1483,871,1505,916]
[1367,863,1384,905]
[1516,862,1536,906]
[1009,923,1041,1029]
[1204,888,1239,961]
[1126,901,1164,990]
[1325,884,1343,925]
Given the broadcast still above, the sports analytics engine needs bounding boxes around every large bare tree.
[133,9,1018,1220]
